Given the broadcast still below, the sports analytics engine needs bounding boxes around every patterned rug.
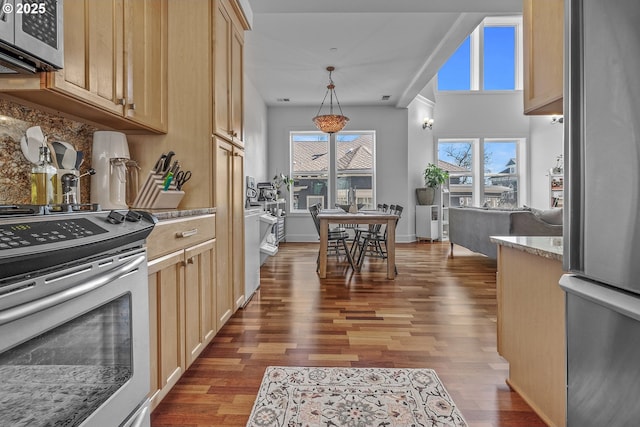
[247,366,467,427]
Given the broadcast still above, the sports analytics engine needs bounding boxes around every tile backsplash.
[0,98,99,205]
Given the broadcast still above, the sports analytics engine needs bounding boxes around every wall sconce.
[422,117,434,130]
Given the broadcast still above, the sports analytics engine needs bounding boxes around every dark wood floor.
[151,241,547,427]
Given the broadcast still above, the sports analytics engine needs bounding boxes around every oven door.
[0,248,150,427]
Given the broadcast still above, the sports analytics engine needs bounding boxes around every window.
[437,17,522,92]
[290,132,329,211]
[437,37,471,91]
[335,133,375,209]
[483,140,519,207]
[483,26,516,90]
[438,138,523,207]
[290,131,375,213]
[438,141,474,207]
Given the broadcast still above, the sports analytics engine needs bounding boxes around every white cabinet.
[244,209,262,307]
[549,171,564,208]
[438,179,450,241]
[416,179,450,241]
[261,199,286,243]
[416,205,440,241]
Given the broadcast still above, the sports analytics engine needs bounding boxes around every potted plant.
[416,163,449,205]
[272,172,294,197]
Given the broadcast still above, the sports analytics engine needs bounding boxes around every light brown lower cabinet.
[146,214,216,410]
[496,244,566,427]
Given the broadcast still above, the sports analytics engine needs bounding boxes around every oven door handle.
[0,254,146,327]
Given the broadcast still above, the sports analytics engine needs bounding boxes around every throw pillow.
[529,207,563,225]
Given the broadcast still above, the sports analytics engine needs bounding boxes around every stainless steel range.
[0,204,156,427]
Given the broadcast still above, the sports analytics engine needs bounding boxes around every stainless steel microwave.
[0,0,63,74]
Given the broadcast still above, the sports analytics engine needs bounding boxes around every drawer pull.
[177,229,198,238]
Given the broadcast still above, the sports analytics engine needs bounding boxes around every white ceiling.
[244,0,522,109]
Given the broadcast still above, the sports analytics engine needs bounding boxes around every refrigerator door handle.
[560,274,640,321]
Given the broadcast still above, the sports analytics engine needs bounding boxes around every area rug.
[247,366,467,427]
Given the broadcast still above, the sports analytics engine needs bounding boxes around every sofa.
[449,206,563,259]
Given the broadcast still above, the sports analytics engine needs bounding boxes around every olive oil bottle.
[31,146,58,205]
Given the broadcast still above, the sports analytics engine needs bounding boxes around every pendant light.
[312,66,349,134]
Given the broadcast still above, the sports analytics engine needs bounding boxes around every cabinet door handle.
[187,257,194,264]
[129,103,136,111]
[176,228,198,238]
[117,98,126,106]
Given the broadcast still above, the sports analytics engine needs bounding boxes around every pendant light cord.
[314,68,345,117]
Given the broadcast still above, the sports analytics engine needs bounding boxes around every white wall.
[267,105,412,242]
[407,95,436,241]
[243,75,269,183]
[433,90,563,209]
[434,91,530,138]
[528,116,564,208]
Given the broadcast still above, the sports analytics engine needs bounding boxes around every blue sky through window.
[437,37,471,90]
[485,141,517,173]
[437,24,517,91]
[484,27,515,90]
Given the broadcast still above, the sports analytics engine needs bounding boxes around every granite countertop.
[144,207,216,221]
[490,235,563,261]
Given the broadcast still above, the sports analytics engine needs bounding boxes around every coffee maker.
[90,131,132,209]
[257,182,276,202]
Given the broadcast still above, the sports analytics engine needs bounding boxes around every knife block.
[132,171,185,209]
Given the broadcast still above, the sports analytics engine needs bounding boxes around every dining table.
[317,209,399,279]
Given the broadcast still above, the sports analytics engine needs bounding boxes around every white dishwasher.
[244,209,262,307]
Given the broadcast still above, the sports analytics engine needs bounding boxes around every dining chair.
[309,203,355,271]
[355,204,403,274]
[350,203,388,259]
[354,204,392,261]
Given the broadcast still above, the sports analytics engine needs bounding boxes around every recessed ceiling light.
[329,47,338,52]
[381,95,391,101]
[277,98,290,102]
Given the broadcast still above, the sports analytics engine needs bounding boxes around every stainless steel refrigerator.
[560,0,640,425]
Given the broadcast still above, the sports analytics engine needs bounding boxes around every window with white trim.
[438,138,524,208]
[290,131,376,213]
[437,17,523,92]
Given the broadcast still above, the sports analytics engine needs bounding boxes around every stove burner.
[0,204,102,217]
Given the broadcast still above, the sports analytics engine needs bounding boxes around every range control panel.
[0,218,108,250]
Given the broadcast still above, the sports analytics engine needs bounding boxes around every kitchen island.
[490,236,566,427]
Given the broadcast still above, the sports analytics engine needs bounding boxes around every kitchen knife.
[163,151,175,172]
[153,153,167,173]
[163,160,180,179]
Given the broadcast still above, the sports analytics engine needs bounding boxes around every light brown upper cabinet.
[50,0,125,118]
[523,0,564,115]
[123,0,168,132]
[214,0,245,146]
[0,0,167,133]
